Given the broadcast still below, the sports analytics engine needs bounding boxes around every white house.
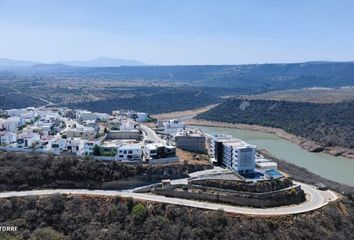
[16,133,40,148]
[133,112,148,122]
[20,112,36,123]
[66,138,84,155]
[77,110,98,121]
[119,120,136,130]
[161,119,185,135]
[255,159,278,172]
[66,126,96,140]
[117,144,142,161]
[5,109,27,117]
[144,143,176,160]
[0,132,17,146]
[0,117,22,132]
[96,113,109,121]
[50,142,61,155]
[49,138,67,155]
[144,143,159,159]
[82,140,99,155]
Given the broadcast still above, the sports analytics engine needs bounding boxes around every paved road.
[0,181,338,216]
[141,125,166,145]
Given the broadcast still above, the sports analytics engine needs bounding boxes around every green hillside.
[197,99,354,149]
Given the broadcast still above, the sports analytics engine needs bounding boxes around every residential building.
[77,110,98,121]
[160,119,185,135]
[133,112,148,122]
[66,138,84,155]
[50,140,62,155]
[208,134,232,165]
[144,143,176,160]
[0,117,22,132]
[0,132,17,146]
[106,129,141,140]
[16,133,40,148]
[66,126,96,140]
[208,134,256,174]
[5,109,27,117]
[117,144,142,161]
[83,140,97,155]
[63,109,75,119]
[255,159,278,172]
[175,129,206,153]
[96,113,109,121]
[223,141,256,174]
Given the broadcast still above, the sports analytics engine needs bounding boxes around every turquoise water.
[190,125,354,187]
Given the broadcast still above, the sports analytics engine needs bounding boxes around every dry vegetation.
[238,87,354,103]
[176,148,210,164]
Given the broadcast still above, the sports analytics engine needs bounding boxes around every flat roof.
[256,162,278,168]
[223,140,247,147]
[119,144,142,150]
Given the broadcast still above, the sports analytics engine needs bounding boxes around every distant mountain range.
[0,57,147,68]
[0,58,39,68]
[2,59,354,92]
[59,57,146,67]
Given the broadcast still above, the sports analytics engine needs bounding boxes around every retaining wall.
[153,185,305,208]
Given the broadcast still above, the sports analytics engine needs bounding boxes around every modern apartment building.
[208,134,256,174]
[175,129,206,153]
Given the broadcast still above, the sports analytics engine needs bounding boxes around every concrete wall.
[153,185,305,208]
[0,146,47,153]
[148,157,179,165]
[189,177,293,193]
[175,136,206,153]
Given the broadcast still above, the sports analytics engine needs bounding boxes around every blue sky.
[0,0,354,65]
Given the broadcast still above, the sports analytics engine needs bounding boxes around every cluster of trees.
[0,152,211,191]
[0,93,46,110]
[92,145,117,157]
[14,62,354,90]
[66,89,219,114]
[0,192,353,240]
[197,99,354,148]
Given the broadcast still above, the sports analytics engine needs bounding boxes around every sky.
[0,0,354,65]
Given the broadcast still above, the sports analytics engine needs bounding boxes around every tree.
[132,203,147,223]
[31,227,65,240]
[93,145,102,156]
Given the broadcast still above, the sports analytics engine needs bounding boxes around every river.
[189,125,354,187]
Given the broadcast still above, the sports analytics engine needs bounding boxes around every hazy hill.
[4,61,354,92]
[0,58,39,68]
[59,57,146,67]
[0,57,146,68]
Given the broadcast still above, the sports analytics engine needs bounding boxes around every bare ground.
[151,104,218,121]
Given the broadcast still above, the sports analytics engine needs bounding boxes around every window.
[123,150,127,154]
[128,150,133,154]
[119,155,124,158]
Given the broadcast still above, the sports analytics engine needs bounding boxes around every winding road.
[0,169,338,216]
[141,124,167,145]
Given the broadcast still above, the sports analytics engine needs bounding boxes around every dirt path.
[151,104,218,121]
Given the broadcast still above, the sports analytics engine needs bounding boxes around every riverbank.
[259,149,354,196]
[186,119,354,160]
